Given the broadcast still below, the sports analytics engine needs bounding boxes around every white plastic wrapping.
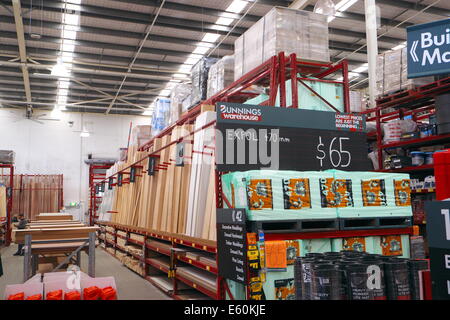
[191,57,219,104]
[376,48,434,96]
[207,55,235,98]
[234,7,330,80]
[0,150,15,164]
[169,83,192,124]
[129,125,151,148]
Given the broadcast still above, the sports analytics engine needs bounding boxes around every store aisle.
[0,245,171,300]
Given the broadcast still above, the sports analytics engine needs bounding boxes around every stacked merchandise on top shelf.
[0,150,14,164]
[376,48,434,97]
[191,57,219,107]
[207,55,235,99]
[151,98,171,138]
[234,7,330,80]
[130,125,151,149]
[169,83,192,125]
[222,170,412,221]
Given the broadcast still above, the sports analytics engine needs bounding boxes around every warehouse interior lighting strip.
[51,0,81,117]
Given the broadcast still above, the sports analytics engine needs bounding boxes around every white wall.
[0,108,150,219]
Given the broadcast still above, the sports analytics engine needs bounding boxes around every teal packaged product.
[275,78,344,112]
[225,280,246,300]
[244,93,269,106]
[331,236,377,254]
[299,238,332,256]
[262,266,295,300]
[222,170,337,221]
[331,170,413,218]
[373,234,410,258]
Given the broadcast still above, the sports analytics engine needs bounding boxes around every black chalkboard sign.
[108,177,113,190]
[100,182,105,192]
[425,201,450,300]
[217,208,247,284]
[216,103,369,172]
[176,142,185,167]
[130,167,136,183]
[117,173,123,187]
[95,185,99,195]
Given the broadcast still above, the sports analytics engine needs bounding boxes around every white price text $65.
[316,136,351,168]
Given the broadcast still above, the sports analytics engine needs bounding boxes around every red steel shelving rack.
[0,164,14,246]
[92,53,425,300]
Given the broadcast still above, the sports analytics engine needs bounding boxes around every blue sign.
[407,18,450,78]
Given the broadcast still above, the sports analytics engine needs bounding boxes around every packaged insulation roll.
[331,170,412,219]
[222,170,337,221]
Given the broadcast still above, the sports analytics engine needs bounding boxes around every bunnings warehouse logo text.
[219,105,262,122]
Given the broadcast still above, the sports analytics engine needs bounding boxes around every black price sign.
[117,173,123,187]
[130,167,136,183]
[6,187,12,198]
[108,177,113,190]
[95,185,99,195]
[176,142,185,167]
[217,208,247,284]
[425,201,450,300]
[148,156,156,176]
[100,182,105,192]
[216,103,369,171]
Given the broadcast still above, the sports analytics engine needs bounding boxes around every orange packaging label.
[381,235,403,256]
[274,279,296,300]
[361,179,387,207]
[320,178,354,208]
[282,179,311,210]
[394,179,411,206]
[343,237,366,252]
[246,179,273,210]
[247,233,257,245]
[286,240,300,265]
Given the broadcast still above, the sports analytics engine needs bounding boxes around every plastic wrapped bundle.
[0,150,15,164]
[169,83,192,124]
[191,57,219,105]
[207,55,235,98]
[311,263,342,300]
[234,7,330,80]
[150,98,171,137]
[376,48,434,96]
[130,125,151,148]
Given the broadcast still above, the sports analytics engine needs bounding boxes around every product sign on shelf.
[215,103,369,172]
[425,201,450,300]
[217,208,247,284]
[407,18,450,78]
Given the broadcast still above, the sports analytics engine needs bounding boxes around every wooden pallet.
[247,218,339,233]
[339,216,412,230]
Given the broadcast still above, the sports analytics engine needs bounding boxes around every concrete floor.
[0,245,171,300]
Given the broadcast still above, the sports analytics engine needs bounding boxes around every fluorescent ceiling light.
[353,65,368,73]
[58,80,70,89]
[62,29,77,40]
[158,89,171,96]
[51,62,70,77]
[202,33,221,43]
[51,107,62,118]
[193,46,210,55]
[58,89,69,96]
[80,131,90,138]
[335,0,358,12]
[64,14,80,26]
[142,109,153,116]
[391,42,407,51]
[226,0,247,14]
[216,17,234,26]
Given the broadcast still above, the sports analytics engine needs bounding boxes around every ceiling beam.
[11,0,32,105]
[376,0,450,17]
[289,0,311,10]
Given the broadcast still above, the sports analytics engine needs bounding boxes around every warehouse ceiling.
[0,0,449,116]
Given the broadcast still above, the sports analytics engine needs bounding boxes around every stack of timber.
[106,109,217,241]
[0,185,6,221]
[7,175,63,220]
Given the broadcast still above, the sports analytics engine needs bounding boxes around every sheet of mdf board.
[192,112,216,238]
[152,134,171,231]
[186,112,215,237]
[161,127,177,232]
[177,124,193,235]
[208,167,217,241]
[137,158,148,228]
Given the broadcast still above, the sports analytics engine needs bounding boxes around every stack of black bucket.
[294,251,429,300]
